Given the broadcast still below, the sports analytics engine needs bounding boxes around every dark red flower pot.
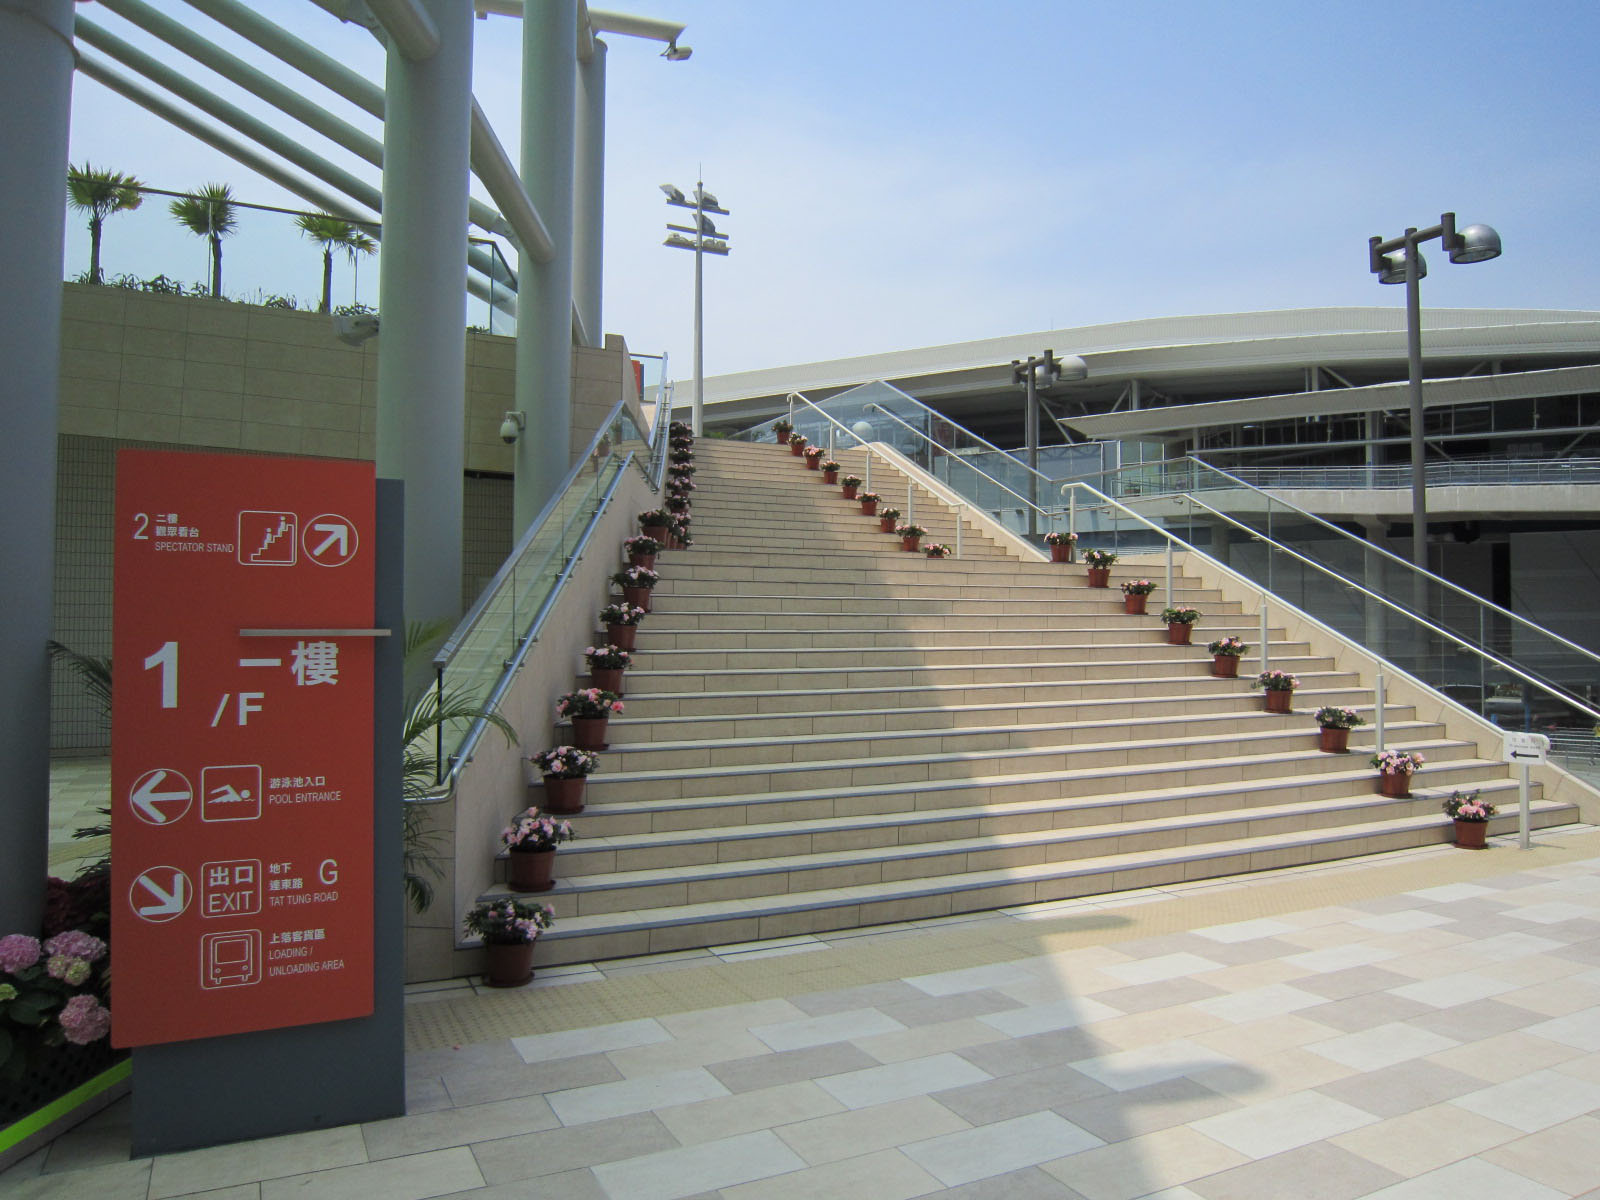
[571,716,609,751]
[842,484,858,499]
[606,623,637,650]
[1050,543,1075,563]
[1124,594,1148,615]
[508,847,555,893]
[628,552,656,570]
[590,666,624,694]
[622,585,652,612]
[1318,726,1349,753]
[1378,772,1410,798]
[541,774,586,814]
[861,499,878,516]
[1264,689,1294,714]
[484,940,535,988]
[1453,819,1488,849]
[1168,624,1193,645]
[1086,567,1110,588]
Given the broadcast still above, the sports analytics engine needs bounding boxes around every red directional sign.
[112,450,376,1047]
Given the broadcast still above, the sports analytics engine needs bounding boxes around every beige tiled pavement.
[8,827,1600,1199]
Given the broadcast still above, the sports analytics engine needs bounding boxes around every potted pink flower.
[556,688,623,750]
[500,806,577,893]
[527,745,599,813]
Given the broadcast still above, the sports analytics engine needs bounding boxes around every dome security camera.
[500,411,525,444]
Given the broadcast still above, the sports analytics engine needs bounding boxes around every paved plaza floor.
[8,822,1600,1200]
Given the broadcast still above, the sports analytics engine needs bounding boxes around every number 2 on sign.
[144,641,178,708]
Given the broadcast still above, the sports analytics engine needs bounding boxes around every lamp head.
[1448,223,1502,264]
[662,42,692,60]
[1377,248,1427,284]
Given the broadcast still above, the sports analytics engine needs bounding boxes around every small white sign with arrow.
[130,866,192,923]
[129,768,193,826]
[1503,732,1551,764]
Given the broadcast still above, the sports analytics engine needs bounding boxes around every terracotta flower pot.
[860,499,878,516]
[1124,594,1148,615]
[1378,771,1410,798]
[606,623,637,650]
[571,716,609,751]
[1264,689,1294,714]
[790,441,804,456]
[774,430,789,443]
[508,847,555,893]
[541,774,585,814]
[590,666,624,694]
[642,523,669,543]
[628,552,656,570]
[1318,726,1350,753]
[901,536,921,552]
[1168,623,1193,645]
[805,456,820,470]
[1211,655,1239,678]
[880,516,896,533]
[1453,819,1489,849]
[622,585,652,612]
[842,484,858,499]
[1050,543,1074,563]
[823,469,838,484]
[1086,567,1110,588]
[483,940,535,988]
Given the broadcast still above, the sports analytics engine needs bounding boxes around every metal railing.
[1227,458,1600,490]
[734,379,1600,767]
[420,381,669,794]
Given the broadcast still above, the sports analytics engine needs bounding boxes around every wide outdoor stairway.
[523,439,1580,965]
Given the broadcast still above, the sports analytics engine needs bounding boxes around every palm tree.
[295,214,378,313]
[66,163,143,284]
[168,183,237,298]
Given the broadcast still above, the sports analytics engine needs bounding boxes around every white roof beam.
[76,17,386,216]
[75,49,512,317]
[181,0,546,259]
[364,0,439,60]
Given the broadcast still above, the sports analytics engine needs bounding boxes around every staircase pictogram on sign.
[238,511,297,566]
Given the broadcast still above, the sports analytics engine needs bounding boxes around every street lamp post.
[662,180,729,436]
[1011,349,1087,537]
[1367,212,1502,574]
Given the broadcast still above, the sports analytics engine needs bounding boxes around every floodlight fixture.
[1366,212,1502,574]
[663,41,692,60]
[662,179,731,435]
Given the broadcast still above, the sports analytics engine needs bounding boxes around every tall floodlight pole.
[1367,213,1502,573]
[1011,350,1087,537]
[662,181,729,436]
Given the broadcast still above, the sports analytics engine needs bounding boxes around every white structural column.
[0,0,73,934]
[573,37,607,350]
[513,0,577,531]
[376,0,473,628]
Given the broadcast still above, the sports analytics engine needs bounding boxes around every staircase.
[516,439,1579,965]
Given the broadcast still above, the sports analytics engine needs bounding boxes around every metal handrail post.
[1375,673,1386,752]
[1165,540,1173,603]
[906,480,914,524]
[1260,603,1270,676]
[1069,490,1077,540]
[956,505,964,559]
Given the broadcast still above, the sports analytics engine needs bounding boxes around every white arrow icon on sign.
[304,513,358,566]
[129,768,193,826]
[130,866,191,922]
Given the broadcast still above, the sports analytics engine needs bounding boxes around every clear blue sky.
[65,0,1600,380]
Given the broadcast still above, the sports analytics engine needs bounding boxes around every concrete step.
[515,801,1575,965]
[570,733,1478,819]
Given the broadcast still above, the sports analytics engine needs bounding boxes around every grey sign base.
[130,480,406,1155]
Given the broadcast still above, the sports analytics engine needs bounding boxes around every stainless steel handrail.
[435,458,633,790]
[1178,492,1600,725]
[864,402,1052,520]
[1160,456,1600,673]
